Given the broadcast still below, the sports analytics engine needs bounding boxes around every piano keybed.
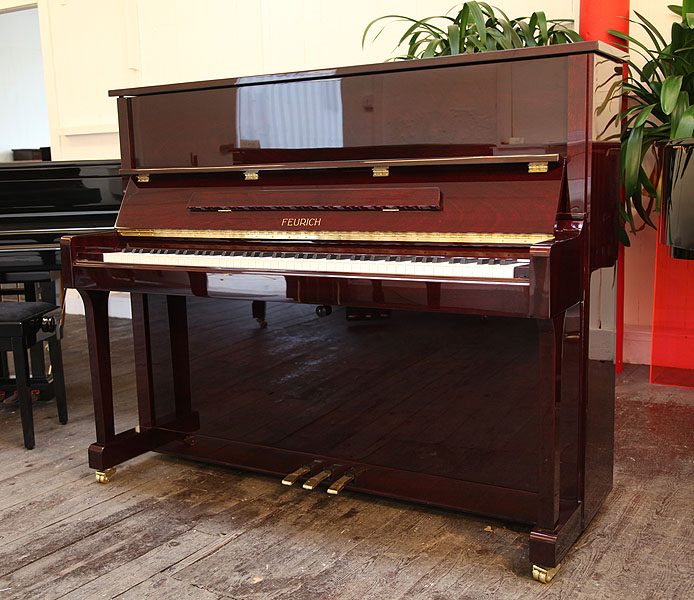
[102,248,531,279]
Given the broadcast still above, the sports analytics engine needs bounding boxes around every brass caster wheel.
[95,468,116,484]
[256,318,268,329]
[532,563,560,584]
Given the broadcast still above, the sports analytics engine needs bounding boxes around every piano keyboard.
[102,249,530,279]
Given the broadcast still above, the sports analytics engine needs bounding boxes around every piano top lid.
[109,41,625,98]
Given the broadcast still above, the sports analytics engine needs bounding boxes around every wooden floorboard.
[0,310,692,600]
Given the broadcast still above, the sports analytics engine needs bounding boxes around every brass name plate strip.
[122,154,560,177]
[116,228,554,245]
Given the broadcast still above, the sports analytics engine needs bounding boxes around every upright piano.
[0,160,122,399]
[62,41,623,582]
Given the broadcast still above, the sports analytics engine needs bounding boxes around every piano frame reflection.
[61,41,624,581]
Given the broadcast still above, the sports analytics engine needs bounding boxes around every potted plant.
[608,2,694,257]
[362,2,582,59]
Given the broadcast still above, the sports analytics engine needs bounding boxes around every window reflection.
[236,74,343,150]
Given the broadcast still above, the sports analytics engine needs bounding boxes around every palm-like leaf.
[607,3,694,241]
[363,1,581,60]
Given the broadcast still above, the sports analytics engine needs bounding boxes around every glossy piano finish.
[65,42,623,578]
[0,159,122,274]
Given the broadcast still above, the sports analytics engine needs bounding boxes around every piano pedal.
[281,466,311,486]
[302,469,332,490]
[327,473,354,495]
[345,307,391,321]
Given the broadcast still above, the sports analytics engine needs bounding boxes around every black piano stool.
[0,301,67,449]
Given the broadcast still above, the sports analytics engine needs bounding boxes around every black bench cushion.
[0,301,56,323]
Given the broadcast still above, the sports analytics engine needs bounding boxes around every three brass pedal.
[303,469,332,490]
[281,467,354,495]
[281,466,311,486]
[327,474,354,495]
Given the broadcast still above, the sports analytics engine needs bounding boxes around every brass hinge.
[528,162,549,173]
[136,174,150,183]
[244,170,259,181]
[372,166,389,177]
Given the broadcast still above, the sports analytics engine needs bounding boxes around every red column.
[579,1,630,45]
[579,0,630,374]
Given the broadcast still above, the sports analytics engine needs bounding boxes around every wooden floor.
[0,310,692,600]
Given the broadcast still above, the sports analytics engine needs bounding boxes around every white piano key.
[101,250,530,280]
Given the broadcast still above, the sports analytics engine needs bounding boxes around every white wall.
[35,0,577,161]
[0,6,49,161]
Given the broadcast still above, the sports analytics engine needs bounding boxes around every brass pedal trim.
[302,469,332,490]
[281,466,310,486]
[327,474,354,495]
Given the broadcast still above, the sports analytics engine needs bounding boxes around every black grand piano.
[61,42,623,582]
[0,159,122,397]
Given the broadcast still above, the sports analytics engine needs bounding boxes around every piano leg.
[81,290,155,481]
[529,312,585,581]
[131,293,198,434]
[252,300,267,328]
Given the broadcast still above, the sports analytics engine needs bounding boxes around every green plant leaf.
[634,104,657,127]
[633,169,657,228]
[534,11,548,44]
[661,75,684,113]
[669,4,683,17]
[624,126,644,199]
[468,2,488,46]
[670,90,690,135]
[515,21,536,47]
[684,0,694,27]
[448,24,461,54]
[673,105,694,137]
[640,165,659,199]
[634,11,667,48]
